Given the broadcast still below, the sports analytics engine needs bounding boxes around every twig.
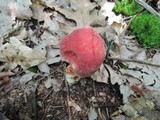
[92,81,97,96]
[62,62,72,120]
[135,0,160,18]
[107,57,160,67]
[0,71,15,78]
[43,88,54,103]
[65,80,72,120]
[51,105,66,109]
[0,112,9,120]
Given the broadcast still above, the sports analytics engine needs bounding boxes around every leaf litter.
[0,0,160,119]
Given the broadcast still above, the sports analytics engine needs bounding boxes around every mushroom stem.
[65,64,81,84]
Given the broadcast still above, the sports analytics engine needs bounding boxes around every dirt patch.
[0,62,123,120]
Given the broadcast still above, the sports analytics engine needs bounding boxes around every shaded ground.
[0,62,123,120]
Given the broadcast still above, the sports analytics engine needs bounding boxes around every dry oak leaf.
[0,37,46,69]
[46,0,107,33]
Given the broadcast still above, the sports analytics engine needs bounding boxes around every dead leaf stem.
[107,57,160,67]
[0,71,15,78]
[135,0,160,18]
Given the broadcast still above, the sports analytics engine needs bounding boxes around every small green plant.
[28,66,39,73]
[130,12,160,48]
[113,0,142,16]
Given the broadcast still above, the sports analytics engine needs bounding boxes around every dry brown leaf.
[44,77,62,92]
[68,98,82,111]
[105,64,142,102]
[38,62,50,73]
[0,0,28,39]
[45,0,107,33]
[100,1,123,25]
[0,37,46,69]
[123,63,160,88]
[120,97,160,120]
[19,71,36,84]
[152,52,160,64]
[91,64,109,83]
[145,90,160,109]
[105,25,120,58]
[31,3,45,21]
[46,48,61,64]
[111,22,128,36]
[88,107,98,120]
[8,0,32,20]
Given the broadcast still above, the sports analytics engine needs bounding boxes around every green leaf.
[28,66,39,73]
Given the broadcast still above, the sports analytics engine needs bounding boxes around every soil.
[0,62,123,120]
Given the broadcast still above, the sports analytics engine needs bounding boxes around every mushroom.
[60,26,106,84]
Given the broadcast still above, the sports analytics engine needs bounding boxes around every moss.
[113,0,142,16]
[130,12,160,48]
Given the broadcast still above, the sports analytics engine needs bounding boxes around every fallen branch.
[135,0,160,18]
[107,57,160,67]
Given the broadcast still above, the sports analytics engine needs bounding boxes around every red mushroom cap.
[60,26,106,77]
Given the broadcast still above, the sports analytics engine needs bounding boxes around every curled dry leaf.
[44,77,62,92]
[100,1,123,25]
[33,40,51,73]
[31,3,60,34]
[145,90,160,109]
[152,52,160,64]
[8,0,32,20]
[38,62,50,73]
[15,27,28,40]
[0,37,46,69]
[19,71,36,84]
[41,31,61,65]
[0,0,32,39]
[88,107,98,120]
[105,64,141,103]
[121,63,160,89]
[105,25,120,58]
[44,0,106,33]
[68,98,82,112]
[111,21,128,36]
[33,41,47,56]
[120,97,160,120]
[41,31,60,45]
[46,48,61,65]
[43,13,60,34]
[0,2,14,39]
[91,64,109,83]
[31,3,45,22]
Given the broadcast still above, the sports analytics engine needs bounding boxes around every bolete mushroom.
[60,26,106,84]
